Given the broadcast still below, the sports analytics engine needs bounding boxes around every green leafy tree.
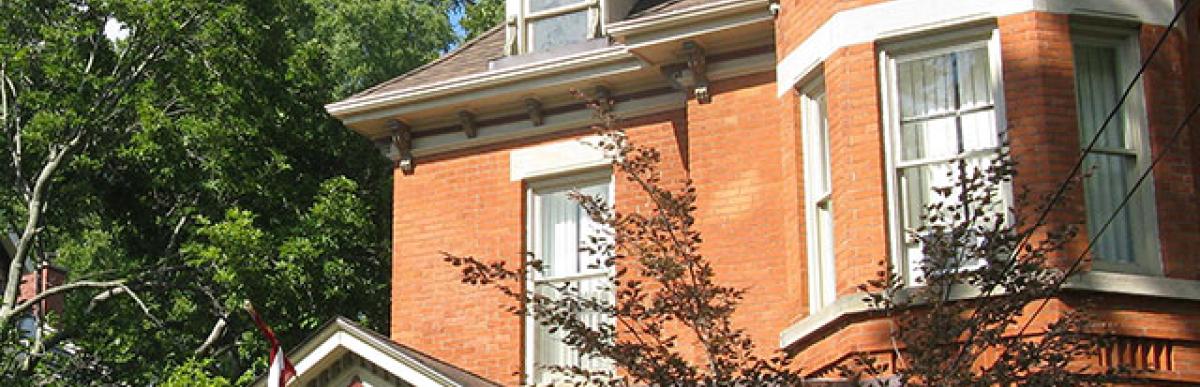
[461,0,504,40]
[0,0,454,384]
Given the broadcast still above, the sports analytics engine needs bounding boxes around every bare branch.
[194,316,228,355]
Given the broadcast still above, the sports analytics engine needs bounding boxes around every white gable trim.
[292,331,454,386]
[252,318,496,387]
[775,0,1180,96]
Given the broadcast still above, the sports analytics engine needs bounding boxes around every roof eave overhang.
[325,46,635,123]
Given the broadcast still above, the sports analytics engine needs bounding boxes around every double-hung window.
[526,171,614,384]
[1071,25,1161,275]
[800,79,836,312]
[880,28,1008,283]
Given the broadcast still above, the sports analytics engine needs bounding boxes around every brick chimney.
[18,262,68,319]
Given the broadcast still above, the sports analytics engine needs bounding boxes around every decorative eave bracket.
[660,41,711,104]
[376,119,414,174]
[682,41,710,104]
[525,98,544,126]
[458,111,478,138]
[593,86,613,114]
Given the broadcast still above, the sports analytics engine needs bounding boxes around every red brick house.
[296,0,1200,385]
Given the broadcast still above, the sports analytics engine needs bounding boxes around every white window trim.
[879,25,1009,285]
[523,168,615,385]
[1070,23,1163,275]
[800,78,837,313]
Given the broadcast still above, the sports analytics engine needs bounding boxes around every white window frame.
[879,25,1010,285]
[1070,23,1162,275]
[800,78,837,313]
[514,0,600,54]
[523,168,615,385]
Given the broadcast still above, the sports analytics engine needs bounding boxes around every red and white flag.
[245,301,297,387]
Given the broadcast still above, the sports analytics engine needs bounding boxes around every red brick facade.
[371,1,1200,384]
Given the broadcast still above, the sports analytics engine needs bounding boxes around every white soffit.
[775,0,1180,96]
[510,135,612,181]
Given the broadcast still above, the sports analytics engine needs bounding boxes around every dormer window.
[528,0,594,52]
[506,0,623,55]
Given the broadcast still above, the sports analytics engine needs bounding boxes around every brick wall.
[684,72,802,356]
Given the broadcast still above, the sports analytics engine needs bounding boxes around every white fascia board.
[412,91,685,158]
[326,46,634,119]
[620,8,773,49]
[775,0,1179,96]
[607,0,770,37]
[342,57,646,127]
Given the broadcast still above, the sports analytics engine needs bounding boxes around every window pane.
[529,0,583,12]
[530,11,588,52]
[897,54,955,119]
[537,180,608,277]
[816,94,831,193]
[533,276,612,383]
[538,188,581,277]
[956,47,993,109]
[960,109,999,152]
[1082,154,1136,263]
[816,202,836,307]
[901,117,958,161]
[1074,44,1127,149]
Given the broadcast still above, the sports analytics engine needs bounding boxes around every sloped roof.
[349,25,507,100]
[342,0,734,101]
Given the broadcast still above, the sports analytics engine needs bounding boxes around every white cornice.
[779,272,1200,350]
[607,0,770,37]
[775,0,1180,96]
[326,46,634,119]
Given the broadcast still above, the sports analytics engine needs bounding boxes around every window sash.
[525,172,614,383]
[802,84,837,312]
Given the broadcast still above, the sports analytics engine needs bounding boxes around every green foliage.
[0,0,453,383]
[162,359,233,387]
[461,0,504,40]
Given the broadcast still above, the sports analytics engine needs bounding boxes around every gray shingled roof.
[349,25,507,100]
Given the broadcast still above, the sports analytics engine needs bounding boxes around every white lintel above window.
[510,135,613,181]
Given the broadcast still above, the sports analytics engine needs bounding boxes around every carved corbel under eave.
[525,98,544,126]
[458,111,477,138]
[593,86,613,114]
[378,120,414,174]
[682,40,710,104]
